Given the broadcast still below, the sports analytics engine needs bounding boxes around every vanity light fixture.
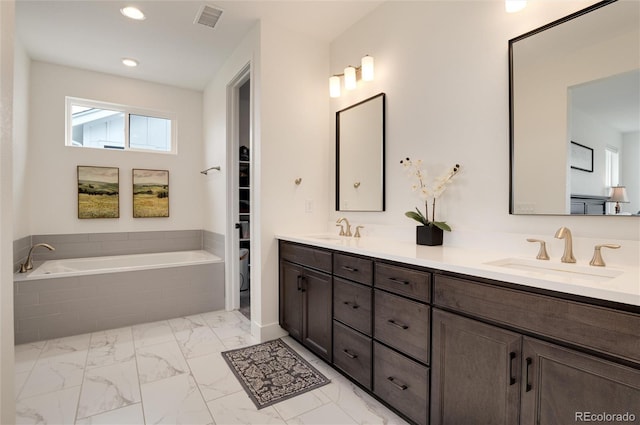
[120,6,146,20]
[122,58,139,67]
[505,0,527,13]
[329,55,375,98]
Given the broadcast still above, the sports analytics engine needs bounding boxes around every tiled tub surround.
[13,229,226,272]
[15,310,407,425]
[13,230,226,344]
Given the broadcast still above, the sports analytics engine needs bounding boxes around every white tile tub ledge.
[13,250,226,344]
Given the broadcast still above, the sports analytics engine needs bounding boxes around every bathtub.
[24,250,221,279]
[14,250,225,344]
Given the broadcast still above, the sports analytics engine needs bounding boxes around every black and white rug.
[221,338,330,409]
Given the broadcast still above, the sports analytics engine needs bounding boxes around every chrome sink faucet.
[336,217,352,237]
[554,227,576,263]
[19,243,55,273]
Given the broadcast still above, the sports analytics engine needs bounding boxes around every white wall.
[257,19,331,337]
[202,25,259,236]
[328,0,639,242]
[27,62,204,235]
[202,20,331,339]
[12,41,29,240]
[570,108,622,196]
[622,131,640,214]
[0,0,15,421]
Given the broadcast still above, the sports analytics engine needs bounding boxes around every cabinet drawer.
[374,342,429,425]
[333,278,372,336]
[434,275,640,365]
[280,241,332,273]
[334,253,373,285]
[375,263,431,302]
[333,321,372,390]
[374,290,430,364]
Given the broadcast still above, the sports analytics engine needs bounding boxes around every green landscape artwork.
[77,166,120,219]
[133,169,169,218]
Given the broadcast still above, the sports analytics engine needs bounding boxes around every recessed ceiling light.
[120,6,145,20]
[122,58,139,67]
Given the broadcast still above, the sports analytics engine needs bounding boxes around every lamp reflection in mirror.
[329,55,374,98]
[608,186,629,214]
[505,0,526,13]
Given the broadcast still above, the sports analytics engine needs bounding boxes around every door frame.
[225,62,251,311]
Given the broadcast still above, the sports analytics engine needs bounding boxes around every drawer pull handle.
[525,357,533,392]
[388,277,410,285]
[343,301,360,309]
[387,319,409,330]
[296,275,302,291]
[342,349,358,359]
[342,266,358,272]
[509,352,516,386]
[387,376,408,391]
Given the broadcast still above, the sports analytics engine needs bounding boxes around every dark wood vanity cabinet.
[431,275,640,425]
[331,254,374,390]
[279,242,332,362]
[373,263,432,425]
[280,240,640,425]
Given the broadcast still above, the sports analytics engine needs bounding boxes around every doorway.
[225,63,252,320]
[238,79,251,320]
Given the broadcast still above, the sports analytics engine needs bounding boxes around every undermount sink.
[304,235,345,243]
[485,257,623,283]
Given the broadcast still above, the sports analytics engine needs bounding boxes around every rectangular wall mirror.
[336,93,386,211]
[509,0,639,216]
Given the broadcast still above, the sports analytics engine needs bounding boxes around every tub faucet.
[554,227,576,263]
[20,243,55,273]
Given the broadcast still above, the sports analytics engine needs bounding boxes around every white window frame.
[605,146,619,188]
[65,97,177,154]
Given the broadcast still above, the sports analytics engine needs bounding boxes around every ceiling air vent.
[194,5,223,29]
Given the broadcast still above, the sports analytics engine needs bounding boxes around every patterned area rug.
[222,338,330,409]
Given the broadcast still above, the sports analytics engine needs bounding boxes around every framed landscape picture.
[133,169,169,218]
[77,166,120,219]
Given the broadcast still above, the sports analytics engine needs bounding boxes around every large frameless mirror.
[509,0,639,216]
[336,93,386,211]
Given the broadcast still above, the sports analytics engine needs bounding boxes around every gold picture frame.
[133,169,169,218]
[77,166,120,219]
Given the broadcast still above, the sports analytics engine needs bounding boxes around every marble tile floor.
[14,309,409,425]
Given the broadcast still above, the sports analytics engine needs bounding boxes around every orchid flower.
[400,158,460,231]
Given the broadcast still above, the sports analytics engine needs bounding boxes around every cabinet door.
[302,268,332,362]
[521,337,640,425]
[279,261,303,341]
[431,309,521,425]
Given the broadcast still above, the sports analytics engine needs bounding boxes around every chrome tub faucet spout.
[20,243,55,273]
[554,227,576,263]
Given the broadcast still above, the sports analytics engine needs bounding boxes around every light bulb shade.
[361,56,374,81]
[344,66,357,90]
[329,76,341,98]
[505,0,527,13]
[608,186,629,202]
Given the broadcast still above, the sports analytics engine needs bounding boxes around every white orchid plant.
[400,158,461,231]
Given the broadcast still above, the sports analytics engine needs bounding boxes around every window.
[66,97,176,153]
[605,146,619,187]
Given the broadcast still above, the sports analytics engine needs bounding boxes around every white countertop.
[277,233,640,308]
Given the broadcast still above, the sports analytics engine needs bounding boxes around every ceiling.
[16,0,383,91]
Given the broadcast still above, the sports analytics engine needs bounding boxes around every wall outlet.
[305,200,313,213]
